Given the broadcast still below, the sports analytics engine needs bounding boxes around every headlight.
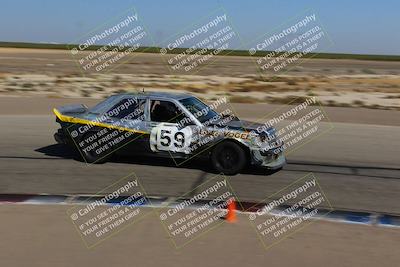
[258,131,275,143]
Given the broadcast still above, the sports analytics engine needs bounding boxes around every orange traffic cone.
[225,198,237,223]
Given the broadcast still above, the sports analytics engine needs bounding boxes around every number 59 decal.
[150,124,192,153]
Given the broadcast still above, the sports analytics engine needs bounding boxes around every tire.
[211,141,247,175]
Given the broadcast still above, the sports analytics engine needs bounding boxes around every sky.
[0,0,399,55]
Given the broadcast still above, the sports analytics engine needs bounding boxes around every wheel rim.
[217,147,237,171]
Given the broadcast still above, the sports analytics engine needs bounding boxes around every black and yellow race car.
[54,92,285,175]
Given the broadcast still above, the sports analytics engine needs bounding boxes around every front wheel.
[210,141,247,175]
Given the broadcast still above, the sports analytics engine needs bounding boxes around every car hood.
[209,118,274,135]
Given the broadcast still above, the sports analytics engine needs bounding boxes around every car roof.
[115,91,193,100]
[88,92,195,114]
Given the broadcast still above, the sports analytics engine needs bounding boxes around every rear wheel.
[211,141,247,175]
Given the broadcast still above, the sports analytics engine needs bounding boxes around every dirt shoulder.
[1,48,400,110]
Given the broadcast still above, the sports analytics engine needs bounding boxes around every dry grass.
[1,72,399,110]
[352,100,365,106]
[186,87,208,93]
[229,95,259,103]
[383,94,400,99]
[264,95,315,105]
[286,80,298,86]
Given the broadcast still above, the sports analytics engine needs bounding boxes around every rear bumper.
[54,129,68,144]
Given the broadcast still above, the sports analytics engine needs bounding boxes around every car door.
[104,96,151,156]
[147,98,194,155]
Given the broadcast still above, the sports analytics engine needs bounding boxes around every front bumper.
[262,153,286,169]
[250,148,286,170]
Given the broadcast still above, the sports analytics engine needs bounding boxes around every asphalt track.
[1,204,399,267]
[1,97,399,214]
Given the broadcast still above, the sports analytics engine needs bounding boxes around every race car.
[53,92,285,175]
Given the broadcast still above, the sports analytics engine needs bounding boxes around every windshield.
[179,97,219,124]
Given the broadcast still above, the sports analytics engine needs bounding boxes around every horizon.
[1,0,399,56]
[1,41,400,58]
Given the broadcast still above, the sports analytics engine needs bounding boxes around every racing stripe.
[53,108,149,135]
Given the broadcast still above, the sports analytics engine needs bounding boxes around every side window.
[132,99,146,121]
[106,98,145,120]
[150,100,190,124]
